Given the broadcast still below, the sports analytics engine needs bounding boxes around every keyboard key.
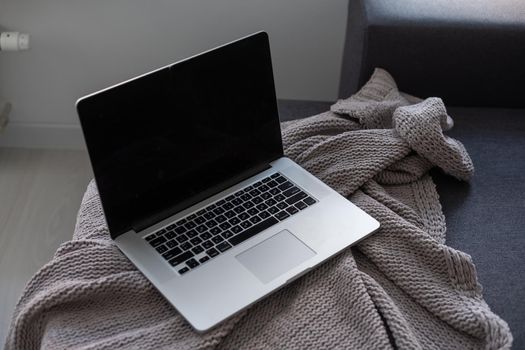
[233,206,245,214]
[249,189,261,196]
[186,229,198,238]
[186,258,199,269]
[234,189,245,196]
[229,217,240,225]
[212,235,224,244]
[201,232,211,240]
[185,221,196,229]
[213,207,225,215]
[176,234,189,243]
[243,201,254,209]
[275,194,285,202]
[240,194,252,201]
[259,210,270,219]
[224,210,236,218]
[223,202,234,210]
[156,245,168,254]
[210,227,222,235]
[250,216,262,224]
[223,230,235,238]
[192,245,204,254]
[253,181,263,188]
[282,186,300,197]
[277,202,288,210]
[175,226,186,234]
[217,199,226,206]
[169,251,194,266]
[217,242,233,252]
[231,198,243,205]
[176,218,187,226]
[187,214,196,220]
[285,191,308,205]
[278,181,293,191]
[207,203,217,210]
[219,222,232,230]
[180,242,192,251]
[304,197,316,205]
[162,247,182,260]
[247,208,259,216]
[256,203,268,211]
[167,224,176,230]
[158,228,167,235]
[259,184,269,192]
[195,216,206,224]
[245,185,254,191]
[203,212,215,220]
[240,221,253,229]
[286,206,299,215]
[225,195,235,201]
[196,225,207,233]
[149,236,166,247]
[266,198,277,206]
[178,267,190,275]
[267,180,278,188]
[202,240,214,249]
[238,212,249,220]
[269,188,280,195]
[166,240,177,248]
[145,234,156,241]
[268,207,279,214]
[261,192,271,200]
[199,256,210,264]
[262,177,271,182]
[230,226,242,234]
[215,215,227,223]
[252,197,263,204]
[275,211,290,221]
[229,217,279,246]
[295,201,308,210]
[275,176,287,184]
[190,237,203,245]
[207,248,220,257]
[205,220,218,228]
[166,231,176,239]
[270,173,280,178]
[197,209,207,216]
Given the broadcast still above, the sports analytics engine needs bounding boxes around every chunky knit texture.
[5,68,512,349]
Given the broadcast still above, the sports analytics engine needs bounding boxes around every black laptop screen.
[77,33,282,238]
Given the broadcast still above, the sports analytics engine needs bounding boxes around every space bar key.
[229,217,279,246]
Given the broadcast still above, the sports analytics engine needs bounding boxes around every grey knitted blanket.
[5,69,512,349]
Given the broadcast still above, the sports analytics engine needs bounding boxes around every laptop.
[77,31,379,332]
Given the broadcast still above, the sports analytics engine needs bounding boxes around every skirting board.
[0,122,86,150]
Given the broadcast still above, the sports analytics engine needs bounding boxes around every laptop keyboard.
[144,172,317,275]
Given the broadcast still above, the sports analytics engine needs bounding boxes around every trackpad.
[236,230,316,284]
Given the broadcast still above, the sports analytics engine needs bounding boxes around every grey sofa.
[278,0,525,347]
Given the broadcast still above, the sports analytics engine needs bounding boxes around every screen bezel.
[77,31,283,239]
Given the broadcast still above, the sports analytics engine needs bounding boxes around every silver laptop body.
[77,32,379,332]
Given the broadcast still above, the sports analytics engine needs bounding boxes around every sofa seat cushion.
[278,99,525,347]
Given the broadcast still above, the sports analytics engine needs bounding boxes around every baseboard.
[0,122,86,149]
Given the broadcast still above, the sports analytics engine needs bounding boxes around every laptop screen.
[77,32,282,238]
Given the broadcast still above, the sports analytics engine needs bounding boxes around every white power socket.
[0,32,30,51]
[0,98,11,132]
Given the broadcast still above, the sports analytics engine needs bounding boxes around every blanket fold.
[5,68,512,350]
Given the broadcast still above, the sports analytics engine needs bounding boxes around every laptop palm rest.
[236,229,316,284]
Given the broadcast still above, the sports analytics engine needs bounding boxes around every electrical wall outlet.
[0,97,11,132]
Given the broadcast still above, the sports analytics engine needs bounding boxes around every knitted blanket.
[5,69,512,349]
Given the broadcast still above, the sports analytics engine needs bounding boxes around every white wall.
[0,0,348,148]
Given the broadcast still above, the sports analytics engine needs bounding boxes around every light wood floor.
[0,148,92,346]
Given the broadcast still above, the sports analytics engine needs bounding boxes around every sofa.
[278,0,525,347]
